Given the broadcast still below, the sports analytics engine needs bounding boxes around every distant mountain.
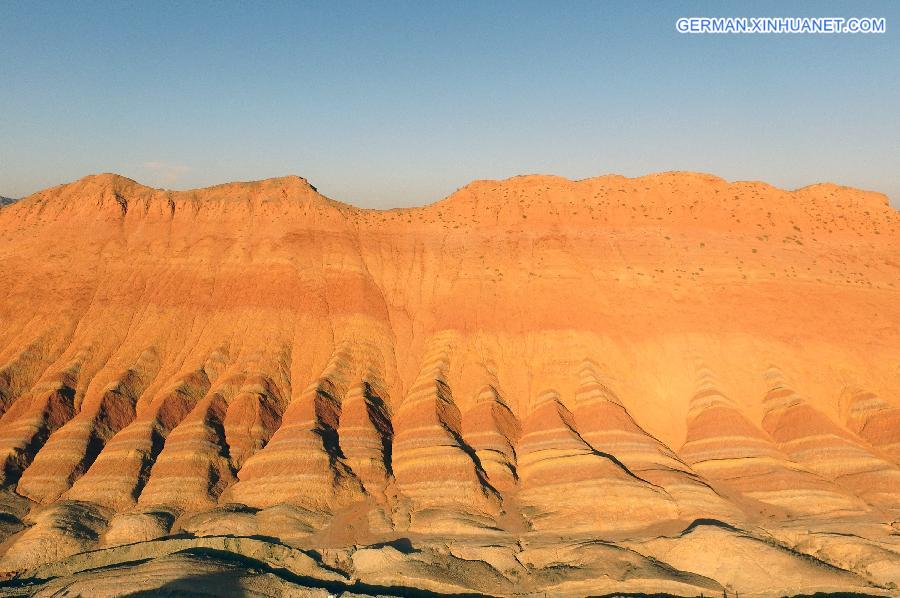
[0,196,17,208]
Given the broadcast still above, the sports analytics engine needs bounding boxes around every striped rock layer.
[0,172,898,595]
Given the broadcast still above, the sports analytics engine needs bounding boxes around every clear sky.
[1,1,898,208]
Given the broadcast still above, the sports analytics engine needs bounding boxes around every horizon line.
[7,169,896,212]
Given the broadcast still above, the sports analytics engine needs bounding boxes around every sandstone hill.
[0,172,897,596]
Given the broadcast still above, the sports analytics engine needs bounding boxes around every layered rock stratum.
[0,172,898,596]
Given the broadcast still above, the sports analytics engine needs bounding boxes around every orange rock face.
[0,172,898,595]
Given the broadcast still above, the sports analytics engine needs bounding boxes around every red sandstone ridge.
[0,172,898,596]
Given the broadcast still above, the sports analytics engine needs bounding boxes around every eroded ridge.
[337,380,393,496]
[0,352,87,487]
[460,384,520,494]
[680,367,869,517]
[390,339,502,533]
[223,347,364,510]
[761,368,900,514]
[517,389,678,533]
[843,386,900,464]
[17,349,161,504]
[63,368,211,510]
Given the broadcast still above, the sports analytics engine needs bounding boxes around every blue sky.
[1,1,898,207]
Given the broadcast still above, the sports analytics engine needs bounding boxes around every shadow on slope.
[123,547,492,597]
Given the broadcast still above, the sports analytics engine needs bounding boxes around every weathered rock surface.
[0,171,897,595]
